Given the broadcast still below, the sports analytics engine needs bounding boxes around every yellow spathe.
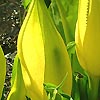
[75,0,100,76]
[0,46,6,98]
[17,0,72,99]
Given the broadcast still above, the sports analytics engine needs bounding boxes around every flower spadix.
[75,0,100,76]
[17,0,72,99]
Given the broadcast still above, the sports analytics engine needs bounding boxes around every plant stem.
[88,75,99,100]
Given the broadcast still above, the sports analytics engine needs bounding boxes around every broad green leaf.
[55,0,72,44]
[49,0,79,44]
[49,1,67,45]
[65,0,78,37]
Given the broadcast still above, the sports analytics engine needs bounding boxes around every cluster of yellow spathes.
[75,0,100,76]
[7,0,72,100]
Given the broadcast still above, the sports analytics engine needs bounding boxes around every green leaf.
[66,41,89,100]
[71,75,80,100]
[78,75,88,100]
[67,41,75,51]
[49,0,67,45]
[49,0,79,44]
[11,55,18,87]
[44,73,72,100]
[22,0,32,8]
[67,41,75,57]
[55,0,73,44]
[7,55,26,100]
[65,0,79,37]
[71,53,89,100]
[59,92,73,100]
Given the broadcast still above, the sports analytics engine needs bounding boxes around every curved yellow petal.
[75,0,100,76]
[17,0,72,99]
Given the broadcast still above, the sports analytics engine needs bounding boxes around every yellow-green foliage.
[0,46,6,98]
[7,55,26,100]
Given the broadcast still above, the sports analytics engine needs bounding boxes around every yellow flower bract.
[75,0,100,76]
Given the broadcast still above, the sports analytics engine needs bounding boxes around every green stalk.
[88,75,99,100]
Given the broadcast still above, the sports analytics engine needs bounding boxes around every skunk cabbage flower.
[75,0,100,76]
[17,0,72,99]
